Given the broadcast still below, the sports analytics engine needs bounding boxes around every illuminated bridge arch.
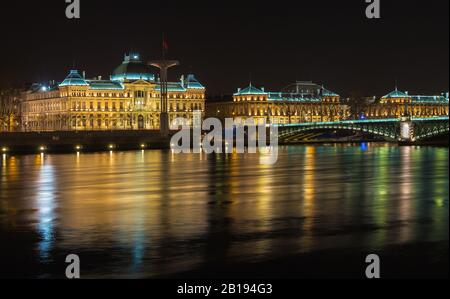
[413,118,450,141]
[277,117,449,142]
[277,119,400,141]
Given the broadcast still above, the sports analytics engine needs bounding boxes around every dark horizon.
[0,0,448,97]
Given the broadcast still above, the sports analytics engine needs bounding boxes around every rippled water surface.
[0,144,448,278]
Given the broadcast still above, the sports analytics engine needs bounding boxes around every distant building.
[363,88,449,118]
[207,81,350,124]
[21,53,206,131]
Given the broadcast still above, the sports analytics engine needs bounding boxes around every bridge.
[276,116,449,143]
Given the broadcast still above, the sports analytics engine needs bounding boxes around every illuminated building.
[363,89,449,118]
[21,53,205,131]
[208,81,350,124]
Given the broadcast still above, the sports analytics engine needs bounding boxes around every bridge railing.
[275,116,449,128]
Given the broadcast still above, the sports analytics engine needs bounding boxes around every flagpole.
[162,33,166,61]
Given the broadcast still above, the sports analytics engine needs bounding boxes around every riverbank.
[0,130,171,153]
[283,139,449,147]
[1,131,448,154]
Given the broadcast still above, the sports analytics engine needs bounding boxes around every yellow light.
[75,145,82,151]
[140,144,146,149]
[39,146,46,151]
[108,144,115,149]
[1,147,8,153]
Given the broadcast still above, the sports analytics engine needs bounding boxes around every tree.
[0,89,22,132]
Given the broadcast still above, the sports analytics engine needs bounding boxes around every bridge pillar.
[400,117,414,141]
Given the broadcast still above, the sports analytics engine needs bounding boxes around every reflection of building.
[363,89,449,119]
[21,53,205,131]
[207,81,350,124]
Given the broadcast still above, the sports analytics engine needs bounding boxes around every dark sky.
[0,0,448,97]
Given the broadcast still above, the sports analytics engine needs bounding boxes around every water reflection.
[0,144,448,278]
[35,155,56,263]
[398,146,413,244]
[301,146,315,251]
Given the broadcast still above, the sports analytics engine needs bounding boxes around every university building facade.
[21,53,206,131]
[207,81,351,124]
[363,89,449,119]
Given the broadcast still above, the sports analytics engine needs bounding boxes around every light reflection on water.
[0,144,448,278]
[35,154,56,263]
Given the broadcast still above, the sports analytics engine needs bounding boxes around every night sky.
[0,0,448,97]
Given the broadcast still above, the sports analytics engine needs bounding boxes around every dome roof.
[184,74,205,89]
[322,88,339,97]
[111,53,155,82]
[382,89,411,99]
[234,84,267,96]
[59,70,89,87]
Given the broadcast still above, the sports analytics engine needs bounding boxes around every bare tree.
[0,89,22,132]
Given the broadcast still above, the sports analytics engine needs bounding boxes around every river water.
[0,144,448,278]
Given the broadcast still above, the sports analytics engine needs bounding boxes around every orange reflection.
[300,146,316,252]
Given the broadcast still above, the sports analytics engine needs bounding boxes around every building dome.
[111,53,155,82]
[234,83,267,96]
[59,70,89,87]
[382,89,411,99]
